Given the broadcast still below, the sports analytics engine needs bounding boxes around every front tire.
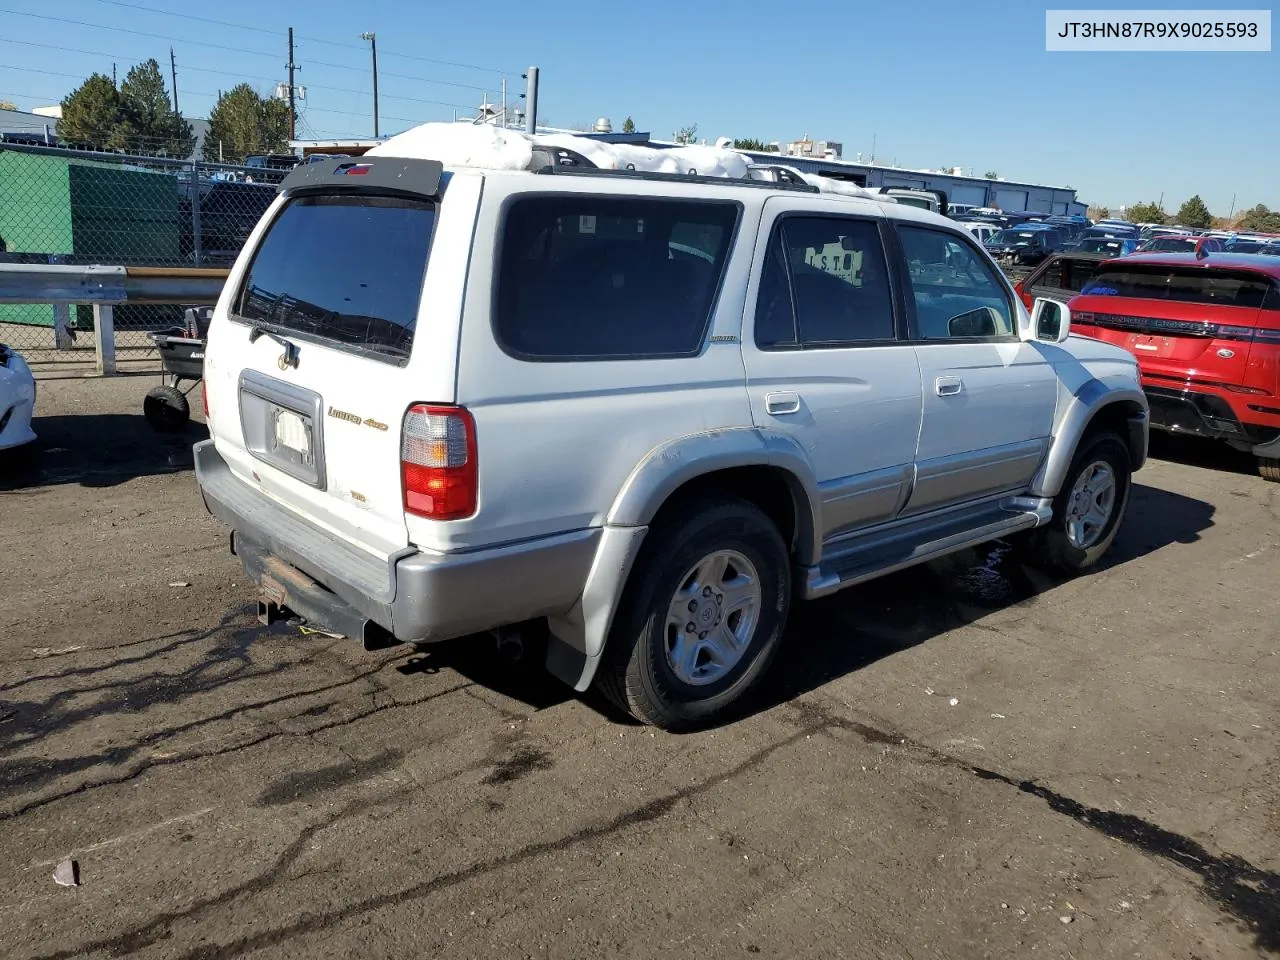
[1020,431,1131,575]
[597,498,791,731]
[1258,457,1280,483]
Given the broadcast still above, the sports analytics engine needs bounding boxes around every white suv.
[195,140,1149,729]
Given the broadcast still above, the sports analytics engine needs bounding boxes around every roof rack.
[532,164,820,194]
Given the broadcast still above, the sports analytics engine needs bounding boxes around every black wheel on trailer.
[144,384,191,432]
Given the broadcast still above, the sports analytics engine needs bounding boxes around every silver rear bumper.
[193,440,600,643]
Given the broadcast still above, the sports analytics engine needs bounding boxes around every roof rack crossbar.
[531,165,820,193]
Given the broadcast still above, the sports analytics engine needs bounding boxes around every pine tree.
[1239,204,1280,233]
[1126,201,1167,224]
[60,74,129,150]
[621,115,636,134]
[120,59,194,157]
[1175,195,1212,229]
[203,85,289,163]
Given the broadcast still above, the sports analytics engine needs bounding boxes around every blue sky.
[1,0,1275,214]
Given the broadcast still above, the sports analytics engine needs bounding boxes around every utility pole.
[523,66,539,135]
[361,32,379,137]
[501,78,506,129]
[169,47,179,114]
[287,27,297,141]
[112,63,117,85]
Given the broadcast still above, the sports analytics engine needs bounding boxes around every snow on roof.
[363,122,887,201]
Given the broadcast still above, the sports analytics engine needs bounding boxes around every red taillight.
[201,379,210,420]
[1013,281,1032,310]
[401,404,477,520]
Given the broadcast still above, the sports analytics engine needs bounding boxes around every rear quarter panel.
[425,176,765,553]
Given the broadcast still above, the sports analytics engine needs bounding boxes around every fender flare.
[606,427,823,566]
[544,428,823,693]
[1032,380,1149,497]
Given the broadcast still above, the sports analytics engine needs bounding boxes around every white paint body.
[0,347,36,450]
[198,150,1145,684]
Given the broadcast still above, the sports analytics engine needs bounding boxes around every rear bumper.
[1143,386,1280,454]
[194,440,600,643]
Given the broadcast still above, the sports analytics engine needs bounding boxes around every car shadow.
[750,480,1215,721]
[396,631,575,714]
[1147,431,1262,478]
[380,482,1216,728]
[0,414,206,491]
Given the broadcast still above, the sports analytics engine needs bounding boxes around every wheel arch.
[606,428,822,566]
[1033,381,1148,497]
[545,429,821,693]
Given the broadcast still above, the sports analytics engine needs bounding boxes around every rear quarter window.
[494,195,740,360]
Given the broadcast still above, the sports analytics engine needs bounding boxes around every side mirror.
[1031,297,1071,344]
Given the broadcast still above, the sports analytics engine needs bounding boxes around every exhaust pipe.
[495,623,525,662]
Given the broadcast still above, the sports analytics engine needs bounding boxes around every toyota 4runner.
[194,140,1148,729]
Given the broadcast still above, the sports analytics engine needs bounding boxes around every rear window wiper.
[248,324,300,369]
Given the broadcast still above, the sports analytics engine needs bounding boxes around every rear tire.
[597,497,791,731]
[1258,457,1280,483]
[144,385,190,433]
[1019,431,1131,575]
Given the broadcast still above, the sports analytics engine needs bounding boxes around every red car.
[1068,252,1280,480]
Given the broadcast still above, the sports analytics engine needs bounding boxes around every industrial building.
[738,148,1086,216]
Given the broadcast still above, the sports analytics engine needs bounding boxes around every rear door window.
[235,194,436,363]
[754,216,896,348]
[1081,266,1275,308]
[494,195,739,360]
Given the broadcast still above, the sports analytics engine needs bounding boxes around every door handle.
[765,391,801,416]
[935,376,963,397]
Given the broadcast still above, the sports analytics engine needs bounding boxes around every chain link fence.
[0,142,280,364]
[2,141,1038,366]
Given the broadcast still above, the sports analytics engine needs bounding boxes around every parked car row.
[970,209,1280,266]
[1015,247,1280,481]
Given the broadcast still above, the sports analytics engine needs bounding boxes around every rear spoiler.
[277,157,445,198]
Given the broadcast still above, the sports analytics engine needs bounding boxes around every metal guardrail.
[0,141,274,360]
[0,263,228,374]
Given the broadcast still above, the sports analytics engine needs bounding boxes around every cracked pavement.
[1,376,1276,959]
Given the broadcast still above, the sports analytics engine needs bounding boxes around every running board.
[801,497,1053,601]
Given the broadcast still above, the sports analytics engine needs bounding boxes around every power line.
[0,24,500,94]
[1,68,478,126]
[0,9,280,59]
[0,41,485,110]
[86,0,520,76]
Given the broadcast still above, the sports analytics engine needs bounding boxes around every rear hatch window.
[1081,265,1276,309]
[234,194,437,363]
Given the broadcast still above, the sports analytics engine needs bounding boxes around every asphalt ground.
[0,374,1275,959]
